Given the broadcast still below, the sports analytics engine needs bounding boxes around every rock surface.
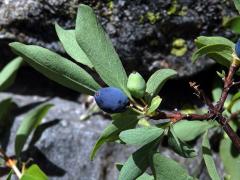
[0,0,237,77]
[0,92,224,180]
[0,92,135,180]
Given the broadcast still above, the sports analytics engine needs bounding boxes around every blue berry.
[235,39,240,58]
[94,87,129,113]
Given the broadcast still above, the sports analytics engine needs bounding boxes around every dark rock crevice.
[0,0,237,77]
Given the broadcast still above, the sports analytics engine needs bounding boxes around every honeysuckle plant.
[7,1,240,180]
[0,58,52,180]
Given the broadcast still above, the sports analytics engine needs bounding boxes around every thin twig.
[151,60,240,152]
[189,81,214,109]
[232,81,240,87]
[152,110,213,123]
[217,115,240,151]
[216,63,239,112]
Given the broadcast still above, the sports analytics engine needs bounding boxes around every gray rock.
[0,93,222,179]
[0,93,135,180]
[0,0,237,77]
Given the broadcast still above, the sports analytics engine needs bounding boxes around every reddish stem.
[218,115,240,150]
[153,111,212,123]
[151,61,240,152]
[216,64,239,111]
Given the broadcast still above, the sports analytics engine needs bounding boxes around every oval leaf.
[15,103,53,157]
[195,36,235,48]
[225,16,240,34]
[208,52,233,68]
[192,44,233,63]
[231,99,240,113]
[211,79,222,103]
[202,131,221,180]
[90,109,139,160]
[228,92,240,111]
[119,127,164,146]
[220,134,240,180]
[21,164,48,180]
[233,0,240,14]
[0,98,14,131]
[75,4,130,97]
[194,36,235,69]
[173,120,215,142]
[119,141,157,180]
[168,126,197,158]
[9,42,100,95]
[147,96,162,115]
[0,57,23,91]
[145,69,177,103]
[150,153,193,180]
[116,164,154,180]
[55,23,93,68]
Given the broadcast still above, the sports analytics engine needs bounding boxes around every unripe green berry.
[127,72,146,98]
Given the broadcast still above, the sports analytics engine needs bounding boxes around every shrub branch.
[151,61,240,152]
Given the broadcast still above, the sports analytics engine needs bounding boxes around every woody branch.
[151,60,240,152]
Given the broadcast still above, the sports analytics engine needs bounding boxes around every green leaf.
[228,92,240,111]
[208,52,233,68]
[150,153,193,180]
[147,96,162,115]
[173,120,215,142]
[194,36,235,68]
[195,36,235,48]
[145,69,177,103]
[116,164,154,180]
[233,0,240,14]
[225,16,240,34]
[90,109,139,160]
[231,92,240,103]
[168,126,197,158]
[6,170,13,180]
[211,79,222,103]
[192,44,233,63]
[0,157,4,166]
[135,173,154,180]
[216,70,225,79]
[75,4,130,97]
[0,57,23,91]
[118,141,157,180]
[202,131,220,180]
[21,164,48,180]
[9,42,100,95]
[15,103,53,157]
[220,133,240,180]
[230,99,240,113]
[55,23,93,68]
[119,127,164,146]
[138,118,151,127]
[0,98,14,134]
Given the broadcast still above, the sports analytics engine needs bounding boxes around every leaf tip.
[89,150,96,161]
[54,22,63,32]
[9,42,20,48]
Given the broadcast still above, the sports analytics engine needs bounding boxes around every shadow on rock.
[14,99,51,116]
[29,119,61,146]
[23,119,66,177]
[0,101,18,151]
[0,166,11,177]
[22,146,66,177]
